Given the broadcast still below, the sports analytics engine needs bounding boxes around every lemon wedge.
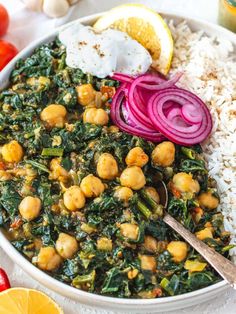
[0,288,64,314]
[94,4,174,75]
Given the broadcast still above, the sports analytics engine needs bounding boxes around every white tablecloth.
[0,0,236,313]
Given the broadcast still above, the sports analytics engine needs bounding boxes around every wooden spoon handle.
[163,212,236,289]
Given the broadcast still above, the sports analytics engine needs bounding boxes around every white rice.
[169,21,236,259]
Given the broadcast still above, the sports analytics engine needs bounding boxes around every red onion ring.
[127,85,154,128]
[147,88,212,145]
[111,73,134,84]
[127,73,182,128]
[133,72,182,90]
[167,107,182,121]
[110,72,212,145]
[181,104,203,125]
[111,85,165,142]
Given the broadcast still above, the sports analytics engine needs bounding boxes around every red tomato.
[0,4,9,37]
[0,268,11,292]
[0,40,18,70]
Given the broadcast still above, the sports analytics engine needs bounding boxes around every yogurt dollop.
[59,22,152,78]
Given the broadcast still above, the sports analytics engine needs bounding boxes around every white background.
[0,0,236,313]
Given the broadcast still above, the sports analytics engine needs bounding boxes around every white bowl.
[0,11,235,313]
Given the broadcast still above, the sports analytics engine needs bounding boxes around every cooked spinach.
[0,181,22,218]
[0,38,231,300]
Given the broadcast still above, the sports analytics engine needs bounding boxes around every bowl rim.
[0,9,235,309]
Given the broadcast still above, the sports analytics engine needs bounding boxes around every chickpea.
[128,269,139,280]
[55,233,78,259]
[1,140,24,163]
[125,147,149,167]
[145,187,160,203]
[120,166,146,190]
[83,108,109,126]
[152,141,175,167]
[80,174,105,197]
[198,191,219,210]
[63,186,86,211]
[97,237,113,251]
[97,153,118,180]
[172,172,200,194]
[37,247,62,271]
[19,196,41,221]
[40,104,67,128]
[139,255,157,272]
[49,158,69,182]
[143,235,158,253]
[76,84,96,106]
[114,186,133,203]
[167,241,188,263]
[195,228,213,240]
[120,223,139,241]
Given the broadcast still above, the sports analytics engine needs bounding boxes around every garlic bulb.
[21,0,79,18]
[43,0,69,18]
[68,0,78,4]
[23,0,43,12]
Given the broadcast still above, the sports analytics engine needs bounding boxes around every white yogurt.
[59,22,152,78]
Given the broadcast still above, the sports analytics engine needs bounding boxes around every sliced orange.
[0,288,64,314]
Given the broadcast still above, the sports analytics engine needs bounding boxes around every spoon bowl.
[156,181,236,290]
[155,180,168,208]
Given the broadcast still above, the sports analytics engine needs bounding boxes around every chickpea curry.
[0,39,233,298]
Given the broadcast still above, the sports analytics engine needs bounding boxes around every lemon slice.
[0,288,64,314]
[93,4,173,75]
